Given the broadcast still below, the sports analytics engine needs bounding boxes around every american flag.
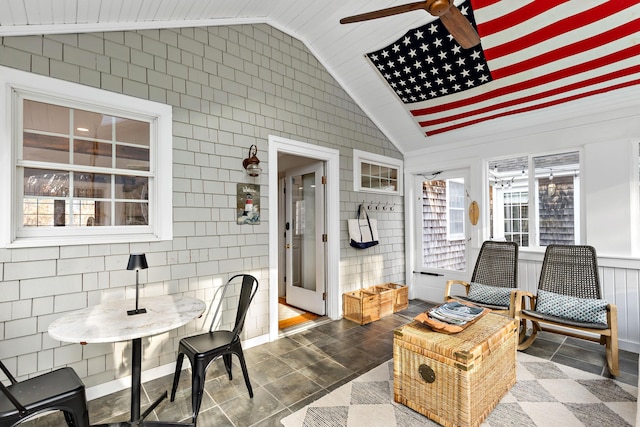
[366,0,640,136]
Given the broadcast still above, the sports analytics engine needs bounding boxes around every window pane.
[74,110,113,140]
[116,118,150,146]
[449,181,464,208]
[73,173,111,199]
[23,133,70,163]
[116,145,149,171]
[361,174,370,189]
[23,100,70,134]
[24,168,69,197]
[449,209,464,234]
[114,202,148,225]
[68,199,111,226]
[23,198,56,227]
[534,152,579,245]
[115,176,148,200]
[74,139,113,168]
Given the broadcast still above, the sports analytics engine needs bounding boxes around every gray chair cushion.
[535,289,608,325]
[467,282,512,307]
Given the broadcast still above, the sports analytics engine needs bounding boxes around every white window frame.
[353,149,403,194]
[487,150,581,249]
[0,66,173,248]
[446,179,465,241]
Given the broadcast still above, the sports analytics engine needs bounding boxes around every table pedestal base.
[91,338,195,426]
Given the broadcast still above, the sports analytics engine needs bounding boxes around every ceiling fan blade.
[340,2,428,24]
[439,5,481,49]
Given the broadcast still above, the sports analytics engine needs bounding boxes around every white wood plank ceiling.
[1,0,640,154]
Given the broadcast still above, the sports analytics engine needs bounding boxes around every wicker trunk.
[393,313,517,427]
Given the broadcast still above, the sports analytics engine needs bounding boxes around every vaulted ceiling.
[2,0,640,154]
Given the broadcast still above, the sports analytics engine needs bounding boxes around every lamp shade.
[127,254,148,270]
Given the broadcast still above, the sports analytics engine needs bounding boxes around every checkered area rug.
[281,352,637,427]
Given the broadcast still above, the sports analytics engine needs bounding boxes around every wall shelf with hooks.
[360,200,396,212]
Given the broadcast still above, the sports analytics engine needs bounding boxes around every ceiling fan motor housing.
[426,0,453,16]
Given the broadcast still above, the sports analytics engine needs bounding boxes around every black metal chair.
[170,274,259,423]
[444,240,519,313]
[0,360,89,426]
[512,245,619,375]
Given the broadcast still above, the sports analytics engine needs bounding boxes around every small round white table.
[48,295,206,426]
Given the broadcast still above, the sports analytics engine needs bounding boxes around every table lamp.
[127,253,148,315]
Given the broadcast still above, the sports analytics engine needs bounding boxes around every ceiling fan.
[340,0,481,49]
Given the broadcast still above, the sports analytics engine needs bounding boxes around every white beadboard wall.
[518,251,640,353]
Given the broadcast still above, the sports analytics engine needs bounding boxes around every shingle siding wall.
[421,181,466,270]
[538,176,575,245]
[0,25,404,387]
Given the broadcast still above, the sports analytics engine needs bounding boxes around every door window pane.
[421,177,466,271]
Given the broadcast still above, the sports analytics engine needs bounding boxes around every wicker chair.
[444,240,519,314]
[511,245,619,376]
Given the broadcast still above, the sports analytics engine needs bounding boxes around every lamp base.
[127,308,147,316]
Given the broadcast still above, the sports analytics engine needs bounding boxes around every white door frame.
[268,135,340,341]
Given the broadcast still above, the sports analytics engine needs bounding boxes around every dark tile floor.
[20,299,639,426]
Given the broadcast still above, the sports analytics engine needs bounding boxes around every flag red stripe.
[417,63,640,127]
[470,0,500,9]
[492,17,640,79]
[475,1,566,38]
[484,0,640,60]
[423,77,640,135]
[410,42,640,117]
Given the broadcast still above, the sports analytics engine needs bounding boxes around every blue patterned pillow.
[467,282,513,307]
[535,290,608,325]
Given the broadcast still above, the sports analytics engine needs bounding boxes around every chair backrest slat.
[0,361,17,385]
[0,361,29,415]
[471,241,518,288]
[232,274,259,338]
[537,244,600,299]
[208,274,258,337]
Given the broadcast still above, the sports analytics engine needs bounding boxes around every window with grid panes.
[1,66,172,247]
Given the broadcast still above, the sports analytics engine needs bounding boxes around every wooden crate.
[343,290,380,325]
[393,313,517,427]
[365,285,395,318]
[379,283,408,312]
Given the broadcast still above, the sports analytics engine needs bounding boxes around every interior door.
[285,161,326,315]
[413,168,470,303]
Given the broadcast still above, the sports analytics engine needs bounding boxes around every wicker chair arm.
[444,280,470,300]
[510,290,535,318]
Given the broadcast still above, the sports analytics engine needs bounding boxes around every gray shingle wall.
[0,24,404,386]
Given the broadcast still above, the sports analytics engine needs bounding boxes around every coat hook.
[376,202,381,210]
[390,203,395,211]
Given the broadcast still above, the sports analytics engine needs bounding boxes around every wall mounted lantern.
[242,145,262,177]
